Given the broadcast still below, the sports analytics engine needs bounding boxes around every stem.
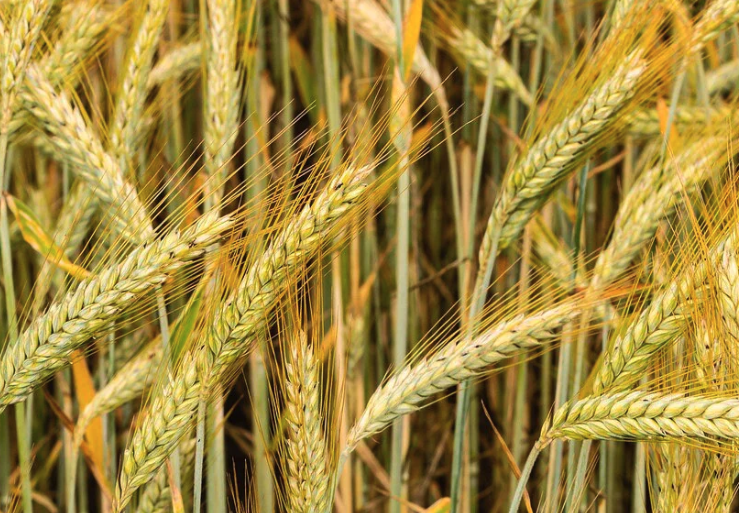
[509,441,544,513]
[321,4,348,509]
[659,65,686,162]
[157,292,181,491]
[564,163,589,510]
[193,398,206,513]
[276,0,293,173]
[249,352,273,512]
[390,154,411,513]
[450,25,503,511]
[451,229,500,511]
[0,133,32,513]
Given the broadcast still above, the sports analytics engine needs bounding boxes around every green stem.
[564,163,589,510]
[509,441,545,513]
[450,28,503,512]
[0,133,32,513]
[388,0,409,503]
[276,0,293,173]
[250,351,273,512]
[660,65,686,162]
[193,398,206,513]
[390,153,411,513]
[207,396,227,513]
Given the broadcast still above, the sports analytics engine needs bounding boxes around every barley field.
[2,0,739,512]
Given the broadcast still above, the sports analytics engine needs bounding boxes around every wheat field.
[3,0,739,512]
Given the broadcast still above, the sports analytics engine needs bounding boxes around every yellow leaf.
[167,460,185,513]
[423,498,451,513]
[4,193,89,280]
[70,351,105,475]
[401,0,424,81]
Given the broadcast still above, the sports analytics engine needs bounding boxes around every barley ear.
[478,51,646,269]
[115,164,376,508]
[203,0,241,209]
[23,64,154,241]
[348,301,579,450]
[284,331,330,513]
[109,0,169,167]
[0,212,232,411]
[546,390,739,442]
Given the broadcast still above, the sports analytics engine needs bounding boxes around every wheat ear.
[593,231,737,394]
[316,0,443,94]
[478,51,646,265]
[707,60,739,94]
[114,349,201,512]
[1,0,53,128]
[114,165,374,510]
[203,0,240,209]
[717,246,739,340]
[530,218,586,289]
[147,42,201,89]
[284,332,330,513]
[204,165,374,377]
[627,106,732,137]
[655,444,693,512]
[544,390,739,443]
[692,0,739,52]
[591,136,726,288]
[73,339,162,448]
[109,0,168,166]
[7,1,110,139]
[22,64,154,242]
[610,0,638,32]
[41,1,110,86]
[497,0,537,28]
[347,301,579,450]
[0,212,232,411]
[443,26,532,106]
[135,438,197,513]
